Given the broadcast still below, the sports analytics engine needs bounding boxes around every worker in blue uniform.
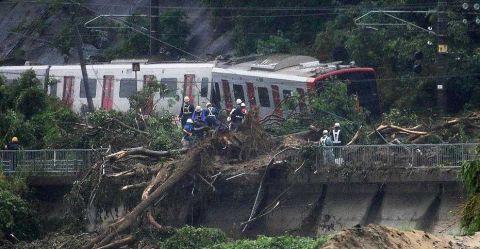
[182,119,194,148]
[204,102,218,127]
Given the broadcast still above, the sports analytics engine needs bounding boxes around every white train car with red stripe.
[0,55,380,117]
[211,55,380,117]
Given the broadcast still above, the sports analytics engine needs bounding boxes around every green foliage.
[0,174,39,241]
[53,24,75,56]
[383,108,419,127]
[158,10,190,57]
[460,148,480,234]
[209,235,328,249]
[256,32,292,55]
[16,87,47,119]
[160,226,227,249]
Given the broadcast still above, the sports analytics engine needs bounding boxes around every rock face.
[0,0,233,65]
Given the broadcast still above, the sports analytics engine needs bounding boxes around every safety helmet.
[206,102,212,107]
[195,106,202,112]
[11,137,18,143]
[184,96,190,102]
[323,130,328,135]
[240,103,246,107]
[334,122,340,127]
[186,119,193,124]
[236,99,242,105]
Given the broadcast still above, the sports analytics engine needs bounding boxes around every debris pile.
[323,224,480,249]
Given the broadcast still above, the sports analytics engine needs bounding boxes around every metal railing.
[0,149,106,176]
[316,143,479,168]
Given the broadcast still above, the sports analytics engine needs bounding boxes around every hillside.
[0,0,233,65]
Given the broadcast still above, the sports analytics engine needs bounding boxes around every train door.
[184,74,195,104]
[101,75,114,110]
[221,80,233,110]
[271,84,282,116]
[296,88,306,112]
[246,82,256,109]
[211,82,221,108]
[143,75,155,114]
[62,76,74,108]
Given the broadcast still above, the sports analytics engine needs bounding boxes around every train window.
[50,82,57,97]
[258,87,270,107]
[233,84,245,102]
[119,78,137,98]
[282,90,292,99]
[160,78,177,97]
[201,77,209,97]
[80,78,97,98]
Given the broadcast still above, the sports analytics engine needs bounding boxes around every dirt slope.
[323,224,480,249]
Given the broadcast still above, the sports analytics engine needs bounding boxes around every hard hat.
[184,96,190,102]
[240,103,246,107]
[227,117,231,122]
[11,137,18,143]
[195,106,202,112]
[334,123,340,127]
[206,102,212,107]
[323,130,328,135]
[186,119,193,123]
[236,99,242,105]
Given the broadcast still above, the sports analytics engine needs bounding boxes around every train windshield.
[318,71,381,116]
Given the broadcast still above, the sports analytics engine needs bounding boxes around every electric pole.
[149,0,159,58]
[71,5,94,112]
[436,0,448,112]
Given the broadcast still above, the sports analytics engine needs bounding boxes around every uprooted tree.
[65,110,280,249]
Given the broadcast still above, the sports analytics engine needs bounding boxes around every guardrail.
[316,143,479,168]
[0,149,106,176]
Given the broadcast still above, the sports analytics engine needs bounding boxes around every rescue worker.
[319,130,334,167]
[205,102,218,127]
[181,119,194,148]
[240,102,248,117]
[331,122,344,165]
[331,123,343,146]
[179,96,194,127]
[4,137,20,172]
[192,106,206,123]
[229,100,244,132]
[4,137,20,150]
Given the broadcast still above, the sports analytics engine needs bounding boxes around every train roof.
[216,54,361,78]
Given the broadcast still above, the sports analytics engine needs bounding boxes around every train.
[0,55,380,117]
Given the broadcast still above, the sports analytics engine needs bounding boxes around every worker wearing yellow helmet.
[4,137,20,150]
[4,137,20,172]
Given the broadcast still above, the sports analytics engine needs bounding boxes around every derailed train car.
[0,55,380,117]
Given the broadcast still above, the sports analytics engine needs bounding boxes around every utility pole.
[436,0,448,112]
[71,6,94,112]
[149,0,159,58]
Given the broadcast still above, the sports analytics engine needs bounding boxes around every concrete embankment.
[161,166,465,237]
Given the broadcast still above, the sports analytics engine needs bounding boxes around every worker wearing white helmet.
[332,122,343,145]
[192,105,205,123]
[179,96,194,127]
[205,102,218,127]
[317,129,334,172]
[182,118,194,148]
[236,99,242,105]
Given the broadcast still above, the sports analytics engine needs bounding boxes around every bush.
[160,226,227,249]
[209,235,329,249]
[460,148,480,234]
[0,190,39,240]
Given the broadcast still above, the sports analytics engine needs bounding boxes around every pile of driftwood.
[371,112,480,144]
[70,111,279,249]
